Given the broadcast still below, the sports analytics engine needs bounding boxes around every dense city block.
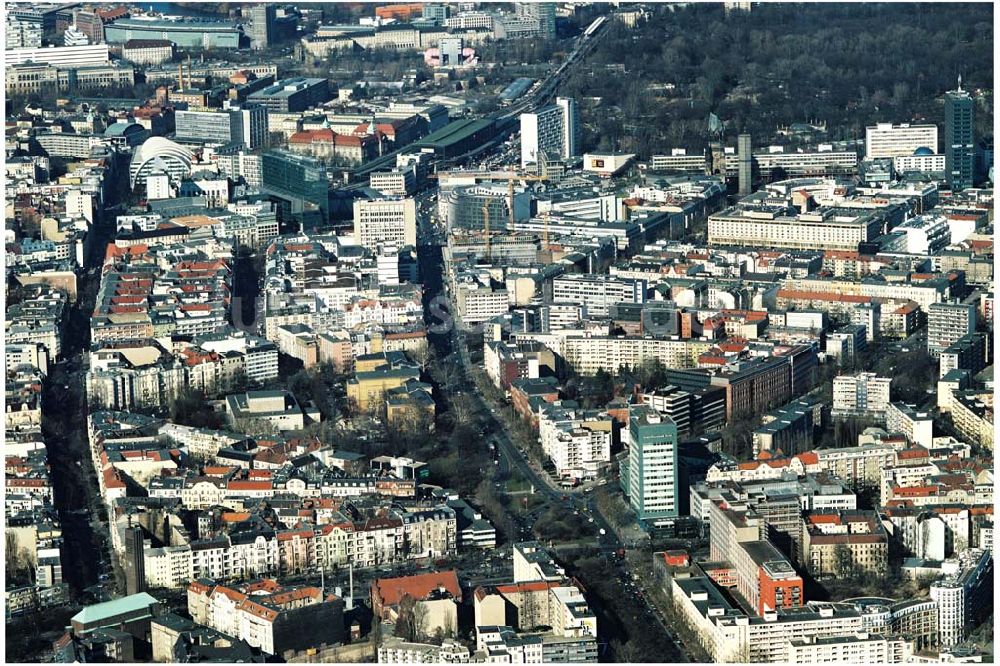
[3,1,994,664]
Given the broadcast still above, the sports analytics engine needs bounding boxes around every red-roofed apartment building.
[187,579,344,656]
[802,510,889,577]
[371,571,462,640]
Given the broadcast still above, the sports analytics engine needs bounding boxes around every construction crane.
[428,163,551,263]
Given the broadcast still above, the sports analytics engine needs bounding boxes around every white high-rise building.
[353,198,417,251]
[831,372,892,418]
[538,405,611,481]
[520,97,578,168]
[865,123,939,160]
[927,302,976,357]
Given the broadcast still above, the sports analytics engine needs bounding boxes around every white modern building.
[129,138,194,188]
[893,214,951,255]
[651,149,708,172]
[538,404,611,481]
[885,402,934,447]
[5,43,109,68]
[520,97,578,168]
[893,151,946,175]
[6,14,43,49]
[550,274,646,318]
[930,549,993,647]
[353,198,417,251]
[831,372,892,419]
[454,275,509,328]
[865,123,939,160]
[785,633,911,664]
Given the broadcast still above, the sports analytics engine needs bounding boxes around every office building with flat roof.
[709,204,883,252]
[248,77,331,113]
[622,405,679,527]
[260,150,330,221]
[6,43,109,68]
[104,18,242,49]
[353,197,418,251]
[865,123,938,160]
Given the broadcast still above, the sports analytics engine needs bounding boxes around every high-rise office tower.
[518,2,557,38]
[245,4,276,50]
[520,97,579,168]
[738,133,753,195]
[945,79,975,191]
[556,97,579,161]
[124,525,147,596]
[174,104,268,150]
[353,198,418,251]
[622,405,679,527]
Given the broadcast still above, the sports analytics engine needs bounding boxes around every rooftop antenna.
[957,74,963,92]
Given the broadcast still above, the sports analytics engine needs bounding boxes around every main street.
[417,223,690,661]
[42,188,122,604]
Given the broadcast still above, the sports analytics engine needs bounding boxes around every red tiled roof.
[289,128,336,144]
[373,570,461,607]
[795,451,820,466]
[227,480,272,491]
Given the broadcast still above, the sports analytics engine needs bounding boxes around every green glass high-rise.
[621,405,679,527]
[261,150,330,224]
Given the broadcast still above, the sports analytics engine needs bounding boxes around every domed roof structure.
[913,146,935,156]
[129,137,193,189]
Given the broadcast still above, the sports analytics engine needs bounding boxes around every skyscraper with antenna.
[945,75,975,191]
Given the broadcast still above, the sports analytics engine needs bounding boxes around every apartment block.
[930,549,993,647]
[885,402,934,447]
[538,403,612,481]
[831,372,892,419]
[801,510,889,577]
[927,302,977,357]
[708,499,803,616]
